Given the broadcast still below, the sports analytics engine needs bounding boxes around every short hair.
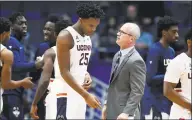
[9,12,24,24]
[185,29,192,42]
[55,20,72,36]
[47,14,59,23]
[76,2,105,19]
[157,16,179,38]
[0,17,11,34]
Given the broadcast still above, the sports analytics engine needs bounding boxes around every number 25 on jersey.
[79,53,89,65]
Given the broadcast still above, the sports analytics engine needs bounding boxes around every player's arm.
[56,30,90,97]
[1,49,25,89]
[164,61,191,111]
[146,47,164,86]
[29,44,50,83]
[32,48,55,105]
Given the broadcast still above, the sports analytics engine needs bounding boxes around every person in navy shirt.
[1,12,43,120]
[141,16,179,119]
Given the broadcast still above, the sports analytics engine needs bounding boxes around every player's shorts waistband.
[56,93,67,97]
[48,91,68,98]
[174,88,182,92]
[50,78,55,83]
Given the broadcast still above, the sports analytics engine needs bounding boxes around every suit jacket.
[106,47,146,119]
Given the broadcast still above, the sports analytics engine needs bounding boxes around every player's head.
[55,20,72,36]
[116,22,140,49]
[76,2,105,36]
[0,17,11,44]
[9,12,27,38]
[185,29,192,51]
[157,16,179,43]
[43,14,59,41]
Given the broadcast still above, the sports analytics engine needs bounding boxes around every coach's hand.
[82,73,92,90]
[30,104,39,120]
[21,77,34,89]
[84,93,102,109]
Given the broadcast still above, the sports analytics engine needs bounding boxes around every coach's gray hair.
[124,22,140,40]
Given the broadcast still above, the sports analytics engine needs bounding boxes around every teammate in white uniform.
[30,20,93,119]
[0,17,34,113]
[164,29,192,119]
[56,2,105,119]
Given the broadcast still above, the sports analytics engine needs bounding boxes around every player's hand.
[188,103,192,113]
[21,77,34,89]
[30,104,39,119]
[101,105,107,120]
[36,56,43,61]
[82,73,92,90]
[84,93,102,109]
[35,58,44,69]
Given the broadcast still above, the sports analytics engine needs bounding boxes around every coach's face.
[43,21,56,41]
[12,16,27,37]
[166,26,179,43]
[80,18,100,36]
[116,24,134,49]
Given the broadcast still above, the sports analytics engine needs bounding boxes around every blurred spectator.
[124,4,139,24]
[135,17,154,61]
[100,17,117,46]
[60,13,72,24]
[90,32,100,57]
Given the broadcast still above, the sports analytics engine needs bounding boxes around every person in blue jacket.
[141,16,179,119]
[0,12,43,120]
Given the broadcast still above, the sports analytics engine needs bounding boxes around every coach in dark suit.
[102,23,146,119]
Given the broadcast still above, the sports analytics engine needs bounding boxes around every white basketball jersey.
[164,53,191,118]
[51,26,92,94]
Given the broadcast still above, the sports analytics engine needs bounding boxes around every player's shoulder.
[57,29,73,41]
[57,29,74,49]
[1,48,12,57]
[6,36,20,47]
[1,48,13,63]
[147,42,161,55]
[170,53,185,65]
[44,47,56,57]
[149,42,160,50]
[174,53,187,61]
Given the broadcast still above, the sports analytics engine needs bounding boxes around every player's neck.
[73,22,85,37]
[160,38,169,48]
[186,50,192,58]
[11,31,22,41]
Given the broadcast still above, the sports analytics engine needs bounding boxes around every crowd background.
[0,1,191,119]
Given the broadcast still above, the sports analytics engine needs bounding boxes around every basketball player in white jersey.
[164,29,192,119]
[56,2,104,119]
[30,19,93,119]
[0,17,34,112]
